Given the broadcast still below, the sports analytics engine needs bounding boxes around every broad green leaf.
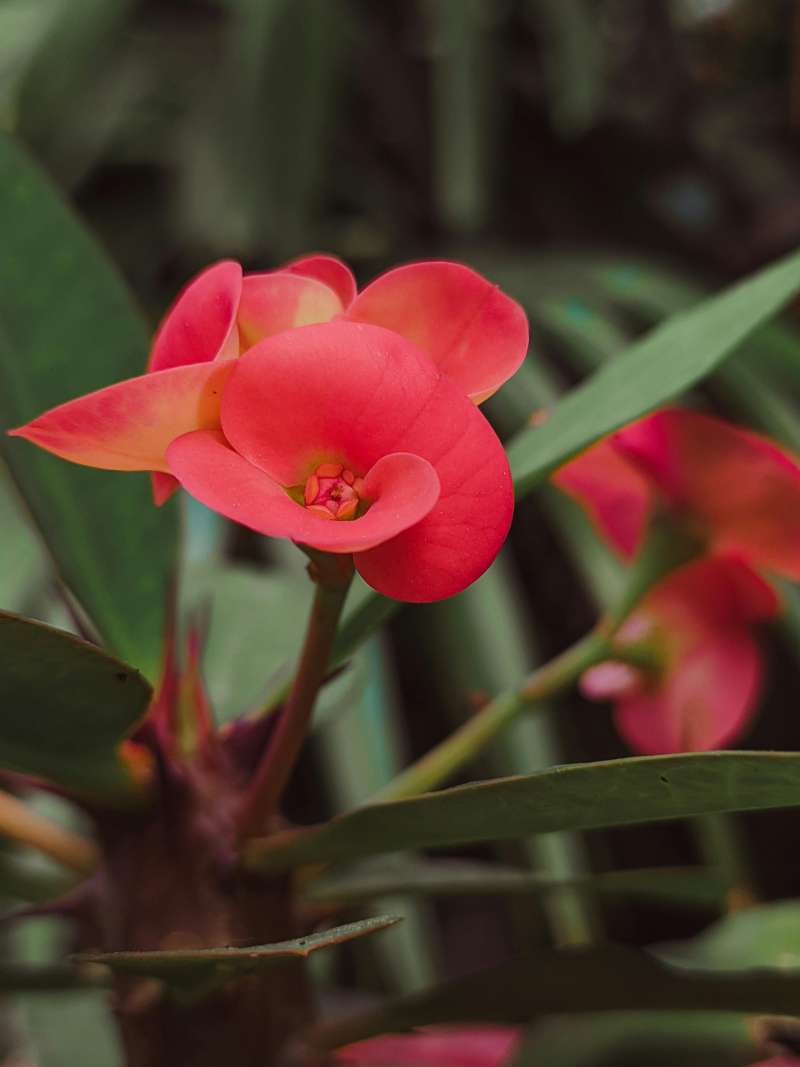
[76,916,401,995]
[0,132,178,679]
[0,469,48,613]
[506,245,800,496]
[310,943,800,1050]
[511,1012,755,1067]
[17,992,122,1067]
[247,751,800,871]
[0,610,151,798]
[307,859,726,910]
[655,900,800,974]
[186,563,368,726]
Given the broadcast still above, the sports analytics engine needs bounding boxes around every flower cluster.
[10,256,528,602]
[554,408,800,753]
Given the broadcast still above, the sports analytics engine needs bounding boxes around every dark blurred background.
[4,0,800,1048]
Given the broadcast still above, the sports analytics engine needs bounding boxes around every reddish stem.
[237,552,353,839]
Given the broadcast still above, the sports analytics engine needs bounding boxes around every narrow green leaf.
[0,132,178,679]
[427,0,496,233]
[0,610,151,798]
[654,900,800,974]
[507,246,800,496]
[76,916,402,993]
[307,859,726,910]
[247,751,800,871]
[0,964,105,993]
[310,943,800,1050]
[511,1012,755,1067]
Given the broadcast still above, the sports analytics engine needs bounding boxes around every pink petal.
[220,322,513,601]
[151,471,179,506]
[336,1027,519,1067]
[166,431,440,554]
[10,362,233,472]
[283,253,357,308]
[614,629,762,753]
[346,261,529,403]
[237,271,343,350]
[148,260,242,372]
[552,437,652,559]
[614,409,800,580]
[648,554,780,628]
[609,558,774,755]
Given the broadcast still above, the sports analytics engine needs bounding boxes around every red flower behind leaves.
[335,1027,519,1067]
[553,408,800,753]
[580,556,779,753]
[553,407,800,579]
[10,256,528,602]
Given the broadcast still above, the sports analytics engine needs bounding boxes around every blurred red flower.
[335,1026,519,1067]
[553,408,800,752]
[580,555,778,753]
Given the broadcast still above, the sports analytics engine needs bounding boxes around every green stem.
[694,812,755,910]
[369,629,611,803]
[237,554,353,839]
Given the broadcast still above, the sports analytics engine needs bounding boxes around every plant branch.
[0,788,98,875]
[369,628,612,804]
[237,552,354,839]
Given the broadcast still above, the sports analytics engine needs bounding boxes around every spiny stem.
[237,553,353,839]
[0,788,98,874]
[369,629,612,804]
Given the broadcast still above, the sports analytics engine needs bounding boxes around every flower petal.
[9,362,233,472]
[219,321,513,601]
[167,431,440,554]
[346,261,529,403]
[614,629,762,754]
[151,471,179,506]
[283,253,357,308]
[552,437,651,559]
[614,409,800,580]
[610,557,774,754]
[336,1027,519,1067]
[148,260,242,372]
[237,271,343,350]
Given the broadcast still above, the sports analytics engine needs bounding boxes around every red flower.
[580,556,778,753]
[9,256,526,602]
[335,1027,519,1067]
[11,256,526,504]
[552,407,800,753]
[553,407,800,580]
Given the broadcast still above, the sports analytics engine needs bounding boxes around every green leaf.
[76,916,401,996]
[0,132,178,679]
[0,610,151,798]
[16,991,122,1067]
[186,563,368,727]
[511,1012,755,1067]
[506,245,800,496]
[309,943,800,1050]
[654,900,800,974]
[247,751,800,871]
[307,859,726,910]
